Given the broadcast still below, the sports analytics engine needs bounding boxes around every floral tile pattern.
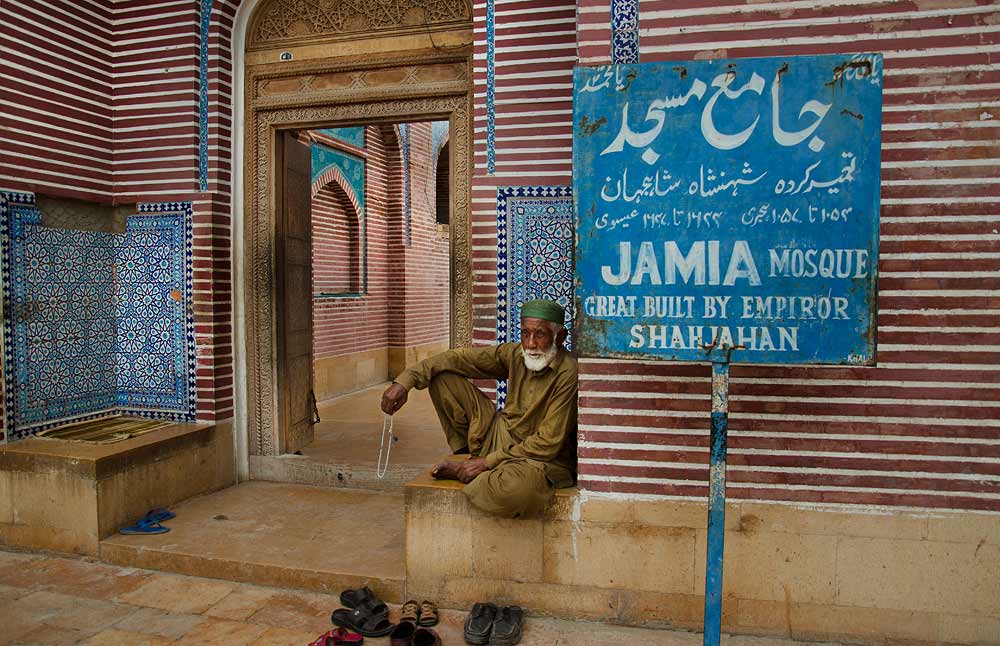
[310,143,366,213]
[611,0,639,63]
[486,0,496,173]
[199,0,213,190]
[398,124,412,245]
[114,203,196,420]
[0,192,196,440]
[318,127,366,149]
[495,186,574,406]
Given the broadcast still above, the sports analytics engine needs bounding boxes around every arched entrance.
[237,0,473,461]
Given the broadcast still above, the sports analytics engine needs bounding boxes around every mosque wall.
[397,123,452,355]
[0,0,114,200]
[0,0,237,426]
[312,126,393,400]
[0,0,997,638]
[0,0,997,512]
[311,123,450,401]
[562,0,1000,513]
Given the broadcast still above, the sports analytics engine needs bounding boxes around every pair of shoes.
[332,587,394,638]
[464,603,524,645]
[390,621,442,646]
[310,627,364,645]
[392,599,441,645]
[118,507,176,535]
[399,599,440,627]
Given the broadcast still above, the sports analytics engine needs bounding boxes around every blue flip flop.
[142,507,176,523]
[119,518,170,535]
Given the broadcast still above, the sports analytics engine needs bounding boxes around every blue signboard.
[573,54,883,365]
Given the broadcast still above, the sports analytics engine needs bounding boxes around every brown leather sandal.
[400,599,421,624]
[417,600,439,627]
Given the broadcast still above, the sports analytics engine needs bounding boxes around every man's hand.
[381,382,408,414]
[456,457,490,484]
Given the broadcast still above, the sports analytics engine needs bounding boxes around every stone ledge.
[0,423,217,479]
[403,466,1000,644]
[0,421,236,555]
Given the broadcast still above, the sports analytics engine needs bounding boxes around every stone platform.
[0,421,234,555]
[100,481,406,602]
[404,471,1000,644]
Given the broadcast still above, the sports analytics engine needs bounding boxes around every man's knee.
[464,464,552,518]
[428,372,472,421]
[428,371,465,398]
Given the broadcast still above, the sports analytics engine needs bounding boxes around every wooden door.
[276,130,316,454]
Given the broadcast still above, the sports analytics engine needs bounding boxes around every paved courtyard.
[0,548,842,646]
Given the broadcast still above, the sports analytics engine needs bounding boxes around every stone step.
[249,454,426,493]
[99,481,406,603]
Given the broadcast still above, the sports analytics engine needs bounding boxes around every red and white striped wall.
[311,124,450,365]
[573,0,1000,511]
[472,0,579,358]
[0,0,114,200]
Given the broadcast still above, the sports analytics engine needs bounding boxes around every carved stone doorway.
[241,0,473,461]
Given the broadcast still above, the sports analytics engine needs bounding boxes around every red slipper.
[309,627,364,645]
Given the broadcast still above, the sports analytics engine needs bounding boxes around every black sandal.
[339,586,389,617]
[331,606,394,637]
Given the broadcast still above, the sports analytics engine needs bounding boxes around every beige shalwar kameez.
[394,343,577,517]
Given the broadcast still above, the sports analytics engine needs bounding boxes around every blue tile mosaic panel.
[398,124,412,246]
[1,194,116,437]
[114,203,197,420]
[311,143,366,214]
[486,0,496,173]
[0,193,196,440]
[199,0,214,190]
[319,127,366,149]
[495,186,575,406]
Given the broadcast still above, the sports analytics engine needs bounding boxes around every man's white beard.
[523,342,558,372]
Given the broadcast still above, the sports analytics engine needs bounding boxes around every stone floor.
[248,383,454,491]
[0,548,840,646]
[303,383,450,470]
[100,482,406,601]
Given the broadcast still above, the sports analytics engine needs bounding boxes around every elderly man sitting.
[381,299,576,518]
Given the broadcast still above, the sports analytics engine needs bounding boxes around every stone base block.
[314,348,390,402]
[388,341,449,380]
[0,421,235,555]
[404,472,1000,644]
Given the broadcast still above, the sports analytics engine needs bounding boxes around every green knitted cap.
[520,299,565,325]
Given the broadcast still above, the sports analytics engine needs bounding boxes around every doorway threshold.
[254,383,452,492]
[250,453,428,492]
[100,481,405,601]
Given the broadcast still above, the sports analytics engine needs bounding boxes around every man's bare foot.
[431,460,462,480]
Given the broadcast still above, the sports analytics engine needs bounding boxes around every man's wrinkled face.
[521,317,565,371]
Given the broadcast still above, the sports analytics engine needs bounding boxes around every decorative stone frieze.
[249,0,471,47]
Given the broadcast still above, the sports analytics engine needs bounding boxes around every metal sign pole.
[703,359,730,646]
